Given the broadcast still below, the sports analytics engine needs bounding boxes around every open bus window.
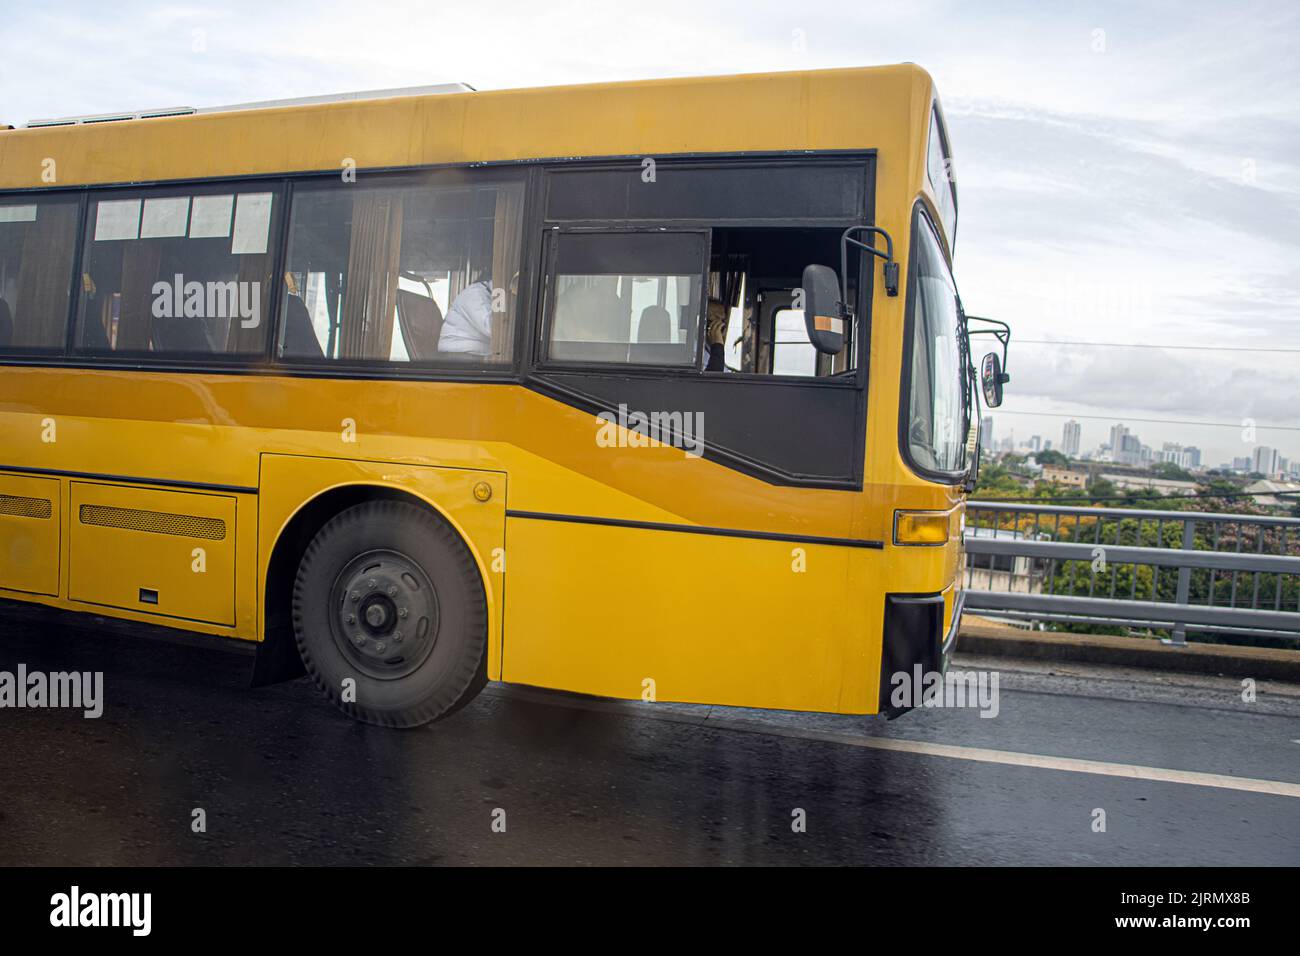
[0,197,79,352]
[278,175,524,365]
[546,231,705,366]
[709,226,857,377]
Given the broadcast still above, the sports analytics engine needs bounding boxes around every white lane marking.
[488,685,1300,799]
[832,736,1300,799]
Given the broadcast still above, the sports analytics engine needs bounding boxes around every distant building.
[1232,456,1252,473]
[979,416,994,452]
[1061,419,1082,457]
[1159,442,1200,470]
[1107,424,1144,465]
[1120,436,1142,465]
[1101,473,1197,495]
[1244,479,1300,509]
[1252,446,1281,477]
[964,527,1043,595]
[1028,434,1042,453]
[1042,464,1088,488]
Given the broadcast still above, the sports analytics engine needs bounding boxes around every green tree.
[1150,460,1194,481]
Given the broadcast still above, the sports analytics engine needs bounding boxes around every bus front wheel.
[291,500,488,727]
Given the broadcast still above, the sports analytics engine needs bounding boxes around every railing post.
[1167,518,1195,647]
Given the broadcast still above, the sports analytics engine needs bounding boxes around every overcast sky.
[2,0,1297,468]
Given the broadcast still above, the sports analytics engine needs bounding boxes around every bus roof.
[0,65,937,194]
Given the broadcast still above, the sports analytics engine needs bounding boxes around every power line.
[1016,340,1300,354]
[999,410,1300,432]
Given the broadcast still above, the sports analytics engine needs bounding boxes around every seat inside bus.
[396,285,445,360]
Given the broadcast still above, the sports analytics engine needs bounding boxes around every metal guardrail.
[962,501,1300,644]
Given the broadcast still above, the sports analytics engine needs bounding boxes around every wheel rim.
[328,549,440,680]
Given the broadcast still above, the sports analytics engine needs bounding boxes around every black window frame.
[532,153,875,392]
[0,151,873,401]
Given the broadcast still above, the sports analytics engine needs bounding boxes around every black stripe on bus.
[505,509,884,550]
[0,464,256,496]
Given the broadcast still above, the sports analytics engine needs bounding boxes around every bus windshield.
[906,213,968,475]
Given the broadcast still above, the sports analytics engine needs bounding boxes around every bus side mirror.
[801,264,846,355]
[981,352,1009,407]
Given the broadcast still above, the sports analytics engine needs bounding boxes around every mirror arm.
[839,226,899,316]
[965,313,1012,377]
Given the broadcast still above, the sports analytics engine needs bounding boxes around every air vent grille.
[79,504,226,540]
[0,494,52,519]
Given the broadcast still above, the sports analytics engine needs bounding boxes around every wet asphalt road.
[2,609,1299,866]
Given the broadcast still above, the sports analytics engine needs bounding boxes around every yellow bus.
[0,65,1007,726]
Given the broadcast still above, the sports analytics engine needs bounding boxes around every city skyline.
[982,413,1297,475]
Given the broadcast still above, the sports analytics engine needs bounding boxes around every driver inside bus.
[704,298,729,372]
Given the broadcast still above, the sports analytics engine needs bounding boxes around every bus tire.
[291,499,488,727]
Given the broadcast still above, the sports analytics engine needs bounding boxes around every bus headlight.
[893,509,951,546]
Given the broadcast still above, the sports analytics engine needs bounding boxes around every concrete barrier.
[958,617,1300,683]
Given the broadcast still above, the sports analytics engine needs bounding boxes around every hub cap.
[329,549,439,680]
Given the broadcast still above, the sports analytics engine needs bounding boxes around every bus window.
[74,185,282,357]
[278,175,525,366]
[546,231,705,366]
[927,107,958,247]
[0,195,80,352]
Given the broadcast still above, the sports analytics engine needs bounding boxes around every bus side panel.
[0,473,61,597]
[68,482,237,626]
[258,455,507,681]
[502,518,880,714]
